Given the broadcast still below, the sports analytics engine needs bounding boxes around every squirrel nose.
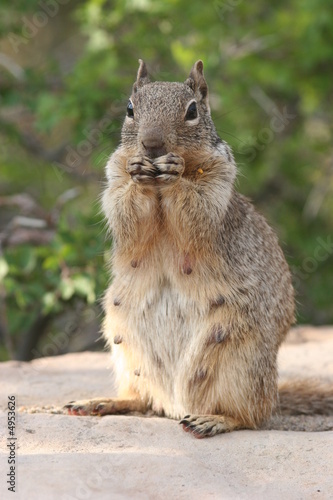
[141,129,166,158]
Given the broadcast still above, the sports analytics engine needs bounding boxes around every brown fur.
[64,60,332,437]
[279,379,333,416]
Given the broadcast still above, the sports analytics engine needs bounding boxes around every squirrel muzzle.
[141,127,167,159]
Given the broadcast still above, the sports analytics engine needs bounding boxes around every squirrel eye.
[127,100,134,118]
[185,101,197,121]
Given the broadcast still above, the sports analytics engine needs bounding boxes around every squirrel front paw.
[153,153,185,184]
[126,156,157,184]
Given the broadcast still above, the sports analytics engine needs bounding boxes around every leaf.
[42,292,59,314]
[59,278,75,301]
[0,257,9,282]
[72,275,96,304]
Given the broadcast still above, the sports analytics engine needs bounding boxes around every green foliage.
[0,0,332,359]
[1,208,108,355]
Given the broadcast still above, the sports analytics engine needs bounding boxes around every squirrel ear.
[133,59,150,93]
[185,60,209,104]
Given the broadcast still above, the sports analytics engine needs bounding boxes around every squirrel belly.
[103,183,294,428]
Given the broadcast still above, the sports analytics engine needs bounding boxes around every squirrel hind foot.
[63,397,148,416]
[179,414,245,438]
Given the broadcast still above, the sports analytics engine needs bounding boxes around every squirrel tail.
[278,378,333,416]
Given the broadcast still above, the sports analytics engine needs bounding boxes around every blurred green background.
[0,0,332,361]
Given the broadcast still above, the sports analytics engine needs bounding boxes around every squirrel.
[64,60,333,437]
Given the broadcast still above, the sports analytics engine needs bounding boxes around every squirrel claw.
[154,153,185,183]
[126,156,157,184]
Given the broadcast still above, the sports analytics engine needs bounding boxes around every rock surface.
[0,326,333,499]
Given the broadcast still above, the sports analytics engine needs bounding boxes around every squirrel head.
[121,59,223,164]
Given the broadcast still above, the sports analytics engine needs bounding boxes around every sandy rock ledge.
[0,326,333,499]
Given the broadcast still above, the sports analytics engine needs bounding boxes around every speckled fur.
[66,61,303,436]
